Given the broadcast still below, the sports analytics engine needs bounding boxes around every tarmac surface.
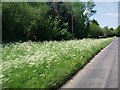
[61,37,119,88]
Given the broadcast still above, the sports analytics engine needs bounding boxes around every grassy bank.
[1,38,114,88]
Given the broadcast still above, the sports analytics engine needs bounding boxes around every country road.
[61,37,119,88]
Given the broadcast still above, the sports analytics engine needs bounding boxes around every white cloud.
[105,13,120,17]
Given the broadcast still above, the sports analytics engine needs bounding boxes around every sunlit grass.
[1,38,113,88]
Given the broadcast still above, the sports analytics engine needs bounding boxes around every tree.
[101,26,115,37]
[116,25,120,36]
[72,2,86,38]
[91,19,99,26]
[83,0,96,37]
[2,2,51,42]
[2,2,99,42]
[2,3,27,42]
[88,22,102,38]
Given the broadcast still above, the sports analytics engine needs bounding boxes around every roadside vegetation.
[2,2,119,43]
[2,38,113,88]
[1,1,119,89]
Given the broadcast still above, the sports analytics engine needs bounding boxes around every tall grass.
[1,38,113,88]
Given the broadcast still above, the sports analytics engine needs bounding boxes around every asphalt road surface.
[61,37,119,88]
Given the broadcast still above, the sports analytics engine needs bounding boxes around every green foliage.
[2,1,115,42]
[2,3,26,42]
[85,0,96,17]
[0,2,1,12]
[116,25,120,36]
[72,2,86,38]
[88,21,102,38]
[2,2,74,42]
[102,26,115,37]
[2,38,113,88]
[2,2,52,42]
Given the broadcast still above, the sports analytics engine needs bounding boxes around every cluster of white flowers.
[2,38,113,68]
[1,38,113,84]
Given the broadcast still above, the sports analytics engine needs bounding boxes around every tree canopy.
[2,1,117,43]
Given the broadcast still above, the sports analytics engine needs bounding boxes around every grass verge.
[1,38,114,89]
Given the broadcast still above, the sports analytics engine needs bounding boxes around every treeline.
[2,2,120,42]
[116,25,120,37]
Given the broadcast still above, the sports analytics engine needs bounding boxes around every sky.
[90,2,118,29]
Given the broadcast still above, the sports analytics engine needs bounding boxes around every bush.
[116,25,120,37]
[88,22,102,38]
